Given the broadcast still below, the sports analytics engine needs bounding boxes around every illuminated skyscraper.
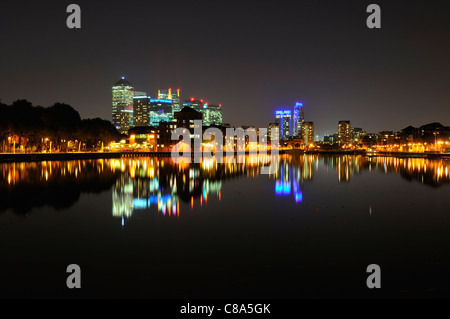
[338,121,352,144]
[182,98,203,112]
[158,88,172,100]
[182,98,222,126]
[158,88,181,112]
[203,103,223,126]
[149,98,173,126]
[172,89,181,113]
[302,122,314,145]
[275,110,291,141]
[293,102,304,137]
[112,77,134,134]
[133,94,151,127]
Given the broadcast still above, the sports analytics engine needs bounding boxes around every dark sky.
[1,0,449,137]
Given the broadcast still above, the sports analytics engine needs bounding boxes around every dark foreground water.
[1,155,449,299]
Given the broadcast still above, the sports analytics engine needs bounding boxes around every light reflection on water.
[1,155,450,298]
[1,155,449,218]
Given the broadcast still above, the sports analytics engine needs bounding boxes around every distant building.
[293,102,304,137]
[268,123,280,141]
[182,98,223,126]
[134,91,147,97]
[127,122,178,152]
[174,106,203,152]
[275,110,291,141]
[338,121,351,144]
[173,89,181,113]
[351,127,363,143]
[302,121,314,145]
[133,95,151,127]
[183,98,203,113]
[157,122,178,151]
[112,77,135,134]
[174,106,203,132]
[158,88,181,113]
[149,98,173,126]
[118,111,131,134]
[203,103,223,126]
[128,126,159,151]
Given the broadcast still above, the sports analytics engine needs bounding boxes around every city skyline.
[3,0,450,306]
[112,75,450,142]
[0,1,449,138]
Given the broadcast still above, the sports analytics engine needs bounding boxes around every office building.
[293,102,304,137]
[133,95,151,127]
[182,98,222,126]
[275,110,291,141]
[182,98,204,112]
[112,77,134,134]
[203,103,223,126]
[158,88,181,113]
[338,121,352,144]
[268,123,280,140]
[351,127,363,144]
[302,122,314,145]
[149,98,173,126]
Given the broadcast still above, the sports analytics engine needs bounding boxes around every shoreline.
[301,150,450,159]
[0,152,122,163]
[1,150,449,163]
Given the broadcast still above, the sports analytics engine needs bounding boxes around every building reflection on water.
[110,157,262,225]
[270,155,315,203]
[0,159,118,214]
[0,155,449,218]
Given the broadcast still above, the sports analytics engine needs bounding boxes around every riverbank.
[369,151,450,159]
[1,150,450,163]
[0,152,122,163]
[301,149,450,159]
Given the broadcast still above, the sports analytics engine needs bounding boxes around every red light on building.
[219,104,222,107]
[200,99,204,103]
[190,97,195,101]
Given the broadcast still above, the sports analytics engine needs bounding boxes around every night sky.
[1,0,449,138]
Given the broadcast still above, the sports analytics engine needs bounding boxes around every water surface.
[1,155,449,298]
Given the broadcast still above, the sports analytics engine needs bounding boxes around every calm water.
[1,155,450,299]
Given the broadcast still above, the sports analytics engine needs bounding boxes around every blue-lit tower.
[275,110,292,141]
[293,102,304,137]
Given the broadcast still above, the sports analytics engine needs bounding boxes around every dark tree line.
[0,99,122,152]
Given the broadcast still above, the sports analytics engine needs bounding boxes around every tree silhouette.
[0,99,121,152]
